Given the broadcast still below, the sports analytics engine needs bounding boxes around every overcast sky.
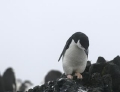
[0,0,120,86]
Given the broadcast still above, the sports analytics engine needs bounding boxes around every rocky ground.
[28,56,120,92]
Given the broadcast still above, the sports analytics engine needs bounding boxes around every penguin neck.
[69,39,84,50]
[69,39,77,47]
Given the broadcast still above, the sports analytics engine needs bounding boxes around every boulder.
[28,56,120,92]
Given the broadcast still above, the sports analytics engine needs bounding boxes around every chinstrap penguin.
[58,32,89,79]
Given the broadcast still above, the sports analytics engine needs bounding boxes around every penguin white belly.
[62,44,87,75]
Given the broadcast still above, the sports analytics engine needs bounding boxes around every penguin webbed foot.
[66,73,82,79]
[67,74,73,79]
[75,72,83,79]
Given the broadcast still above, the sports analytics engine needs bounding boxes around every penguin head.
[72,32,89,51]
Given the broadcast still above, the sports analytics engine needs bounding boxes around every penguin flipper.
[58,37,72,61]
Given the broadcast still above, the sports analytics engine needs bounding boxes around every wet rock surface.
[28,56,120,92]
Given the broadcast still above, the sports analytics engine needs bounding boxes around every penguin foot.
[75,72,83,79]
[67,75,73,79]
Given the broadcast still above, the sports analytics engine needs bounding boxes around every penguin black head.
[71,32,89,50]
[58,32,89,61]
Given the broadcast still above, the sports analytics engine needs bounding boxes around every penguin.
[58,32,89,79]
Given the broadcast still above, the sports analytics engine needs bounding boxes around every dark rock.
[28,89,33,92]
[102,63,120,91]
[112,55,120,68]
[81,72,90,86]
[88,87,104,92]
[0,74,4,91]
[27,56,120,92]
[89,63,106,76]
[55,78,79,92]
[84,61,91,72]
[102,74,112,92]
[96,56,106,63]
[90,73,103,88]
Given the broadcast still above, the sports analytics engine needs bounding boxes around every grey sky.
[0,0,120,86]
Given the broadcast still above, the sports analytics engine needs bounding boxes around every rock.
[96,56,106,63]
[90,73,103,87]
[0,74,4,91]
[102,63,120,91]
[84,61,91,72]
[27,56,120,92]
[89,63,106,76]
[102,74,112,92]
[112,55,120,68]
